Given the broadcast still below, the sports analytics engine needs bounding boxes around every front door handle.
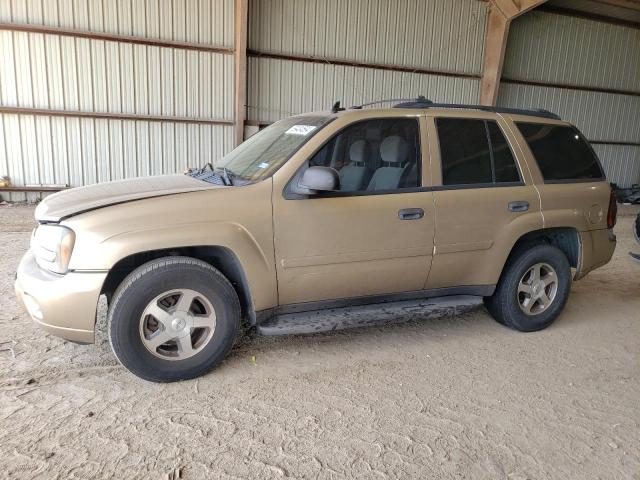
[398,208,424,220]
[508,201,530,212]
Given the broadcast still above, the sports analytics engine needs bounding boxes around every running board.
[256,295,483,336]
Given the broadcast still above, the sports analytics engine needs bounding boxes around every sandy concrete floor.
[1,204,639,479]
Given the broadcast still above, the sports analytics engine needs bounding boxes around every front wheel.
[485,244,571,332]
[107,257,241,382]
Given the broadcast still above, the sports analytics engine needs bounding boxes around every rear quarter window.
[516,123,604,182]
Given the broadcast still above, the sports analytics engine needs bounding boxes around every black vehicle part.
[257,295,482,336]
[611,183,640,204]
[484,244,571,332]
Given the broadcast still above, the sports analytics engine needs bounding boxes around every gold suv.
[15,98,617,382]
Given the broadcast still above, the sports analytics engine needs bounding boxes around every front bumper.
[14,250,107,344]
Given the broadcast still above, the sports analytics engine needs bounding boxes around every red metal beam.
[0,23,234,55]
[0,106,234,126]
[0,186,68,192]
[247,50,481,80]
[501,77,640,97]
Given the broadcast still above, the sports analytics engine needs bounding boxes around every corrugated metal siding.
[497,83,640,143]
[249,0,487,75]
[503,11,640,92]
[0,30,234,118]
[548,0,640,26]
[592,144,640,188]
[0,113,234,202]
[1,0,234,47]
[246,0,487,124]
[500,12,640,187]
[0,1,236,202]
[247,56,481,124]
[497,82,640,186]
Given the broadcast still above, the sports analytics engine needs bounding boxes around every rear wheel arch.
[101,246,255,326]
[505,227,580,271]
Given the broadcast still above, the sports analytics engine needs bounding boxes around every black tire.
[484,244,571,332]
[108,256,241,382]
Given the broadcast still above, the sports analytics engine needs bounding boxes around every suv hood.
[35,175,219,222]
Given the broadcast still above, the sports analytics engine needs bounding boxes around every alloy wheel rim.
[517,262,558,316]
[139,289,216,361]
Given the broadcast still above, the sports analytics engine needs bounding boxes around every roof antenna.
[331,101,345,113]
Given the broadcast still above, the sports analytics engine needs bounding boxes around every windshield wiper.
[186,163,248,186]
[186,163,226,186]
[220,167,232,186]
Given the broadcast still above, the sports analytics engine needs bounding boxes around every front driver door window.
[271,116,435,306]
[309,117,421,193]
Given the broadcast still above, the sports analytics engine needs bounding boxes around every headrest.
[380,136,408,164]
[349,140,367,164]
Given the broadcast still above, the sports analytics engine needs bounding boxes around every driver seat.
[339,140,372,191]
[366,136,408,190]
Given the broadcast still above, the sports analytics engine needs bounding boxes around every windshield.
[217,115,332,182]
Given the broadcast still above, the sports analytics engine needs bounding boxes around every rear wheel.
[485,244,571,332]
[108,256,240,382]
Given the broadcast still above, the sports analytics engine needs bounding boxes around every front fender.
[63,182,277,311]
[72,221,276,312]
[96,221,270,270]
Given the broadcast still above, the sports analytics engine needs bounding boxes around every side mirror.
[293,166,340,195]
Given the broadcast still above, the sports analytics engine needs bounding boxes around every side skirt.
[256,290,489,336]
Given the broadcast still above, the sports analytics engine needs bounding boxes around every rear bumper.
[575,228,616,280]
[14,250,107,344]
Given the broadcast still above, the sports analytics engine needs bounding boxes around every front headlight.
[31,225,76,274]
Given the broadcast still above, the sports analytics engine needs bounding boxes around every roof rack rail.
[393,98,561,120]
[350,96,431,109]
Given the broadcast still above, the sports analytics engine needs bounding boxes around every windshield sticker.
[285,125,317,136]
[257,162,269,169]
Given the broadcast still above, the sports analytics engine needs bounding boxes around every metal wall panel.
[497,83,640,143]
[247,56,481,124]
[0,112,234,201]
[504,11,640,92]
[592,144,640,188]
[1,0,234,47]
[499,83,640,187]
[0,30,234,119]
[0,0,236,201]
[248,0,488,75]
[500,11,640,187]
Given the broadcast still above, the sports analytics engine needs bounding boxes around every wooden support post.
[480,5,511,106]
[480,0,547,106]
[234,0,248,146]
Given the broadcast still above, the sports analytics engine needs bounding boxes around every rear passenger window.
[516,123,604,182]
[436,118,520,186]
[309,118,421,193]
[488,122,519,183]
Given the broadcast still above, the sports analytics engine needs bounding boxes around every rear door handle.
[398,208,424,220]
[508,201,530,212]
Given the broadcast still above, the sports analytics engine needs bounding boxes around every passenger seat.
[367,136,408,190]
[339,140,372,191]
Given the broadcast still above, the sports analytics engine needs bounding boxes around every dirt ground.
[1,204,639,480]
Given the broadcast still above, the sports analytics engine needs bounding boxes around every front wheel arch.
[108,256,241,381]
[101,246,255,326]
